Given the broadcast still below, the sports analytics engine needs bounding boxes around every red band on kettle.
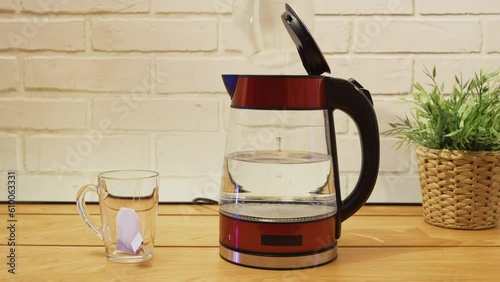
[230,76,327,110]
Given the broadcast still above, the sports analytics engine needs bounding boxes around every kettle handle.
[325,77,380,224]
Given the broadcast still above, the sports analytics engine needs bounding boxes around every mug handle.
[76,184,103,240]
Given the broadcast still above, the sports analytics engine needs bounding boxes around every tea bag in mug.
[116,207,143,254]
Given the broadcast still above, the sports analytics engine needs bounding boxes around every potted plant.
[385,67,500,230]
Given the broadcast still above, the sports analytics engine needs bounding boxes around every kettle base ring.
[219,245,337,270]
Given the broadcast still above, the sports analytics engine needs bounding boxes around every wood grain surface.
[0,204,498,281]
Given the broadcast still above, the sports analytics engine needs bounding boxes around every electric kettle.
[219,4,380,269]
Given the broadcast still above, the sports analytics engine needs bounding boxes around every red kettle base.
[219,245,337,270]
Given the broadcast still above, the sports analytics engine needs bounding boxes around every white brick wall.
[20,0,150,14]
[156,58,270,93]
[0,0,498,203]
[0,134,18,170]
[420,0,500,15]
[156,0,232,14]
[354,20,481,53]
[314,19,351,53]
[25,135,151,171]
[17,174,97,201]
[314,0,414,15]
[485,20,500,53]
[0,0,15,12]
[329,58,412,94]
[0,20,84,51]
[25,57,150,92]
[0,99,87,129]
[0,57,16,91]
[92,96,219,131]
[414,58,500,91]
[91,19,218,52]
[156,132,225,174]
[336,136,411,172]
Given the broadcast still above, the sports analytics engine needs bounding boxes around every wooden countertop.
[1,204,499,281]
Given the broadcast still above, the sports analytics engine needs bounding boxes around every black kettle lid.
[281,4,330,76]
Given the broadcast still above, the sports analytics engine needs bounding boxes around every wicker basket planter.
[416,145,500,230]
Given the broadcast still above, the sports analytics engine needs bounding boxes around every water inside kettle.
[220,150,337,223]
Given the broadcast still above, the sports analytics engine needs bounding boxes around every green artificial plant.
[385,67,500,151]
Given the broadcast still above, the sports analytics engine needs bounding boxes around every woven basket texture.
[416,145,500,230]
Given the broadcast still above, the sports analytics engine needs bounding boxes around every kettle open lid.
[223,3,331,98]
[281,3,330,75]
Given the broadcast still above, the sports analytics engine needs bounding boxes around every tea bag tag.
[116,207,143,254]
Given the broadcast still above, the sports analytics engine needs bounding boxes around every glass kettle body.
[219,75,380,269]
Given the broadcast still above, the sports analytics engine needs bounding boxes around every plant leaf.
[386,67,500,151]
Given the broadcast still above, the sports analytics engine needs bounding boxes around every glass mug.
[76,170,159,263]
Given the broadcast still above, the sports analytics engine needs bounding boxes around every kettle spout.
[222,75,239,99]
